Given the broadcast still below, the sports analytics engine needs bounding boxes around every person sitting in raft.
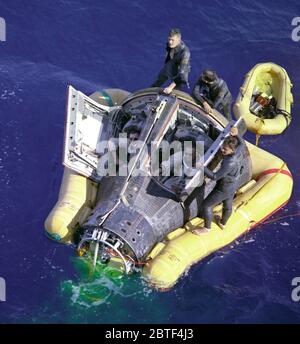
[192,69,232,120]
[192,128,240,235]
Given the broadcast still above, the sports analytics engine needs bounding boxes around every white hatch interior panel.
[63,85,120,182]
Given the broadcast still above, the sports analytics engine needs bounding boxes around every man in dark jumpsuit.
[193,131,241,235]
[192,70,232,120]
[151,28,191,94]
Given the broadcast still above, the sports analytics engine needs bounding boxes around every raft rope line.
[256,210,300,226]
[254,117,264,146]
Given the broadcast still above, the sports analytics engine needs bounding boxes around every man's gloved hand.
[230,127,238,136]
[203,101,213,114]
[163,82,176,95]
[163,86,174,95]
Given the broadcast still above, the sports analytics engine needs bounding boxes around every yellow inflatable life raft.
[233,62,293,136]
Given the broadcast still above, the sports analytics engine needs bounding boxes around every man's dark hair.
[129,129,141,136]
[223,136,239,151]
[169,28,181,38]
[126,127,141,136]
[202,69,217,83]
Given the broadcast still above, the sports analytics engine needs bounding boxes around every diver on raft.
[193,127,241,235]
[192,69,232,120]
[151,28,191,94]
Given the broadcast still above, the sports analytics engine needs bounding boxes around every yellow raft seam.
[236,208,253,224]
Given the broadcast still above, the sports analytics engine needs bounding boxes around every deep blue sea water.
[1,0,300,323]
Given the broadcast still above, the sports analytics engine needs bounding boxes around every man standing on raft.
[151,28,191,94]
[193,128,241,235]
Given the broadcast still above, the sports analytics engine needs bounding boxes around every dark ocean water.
[0,0,300,323]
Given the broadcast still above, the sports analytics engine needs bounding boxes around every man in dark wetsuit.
[192,129,241,235]
[151,28,191,94]
[192,70,232,120]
